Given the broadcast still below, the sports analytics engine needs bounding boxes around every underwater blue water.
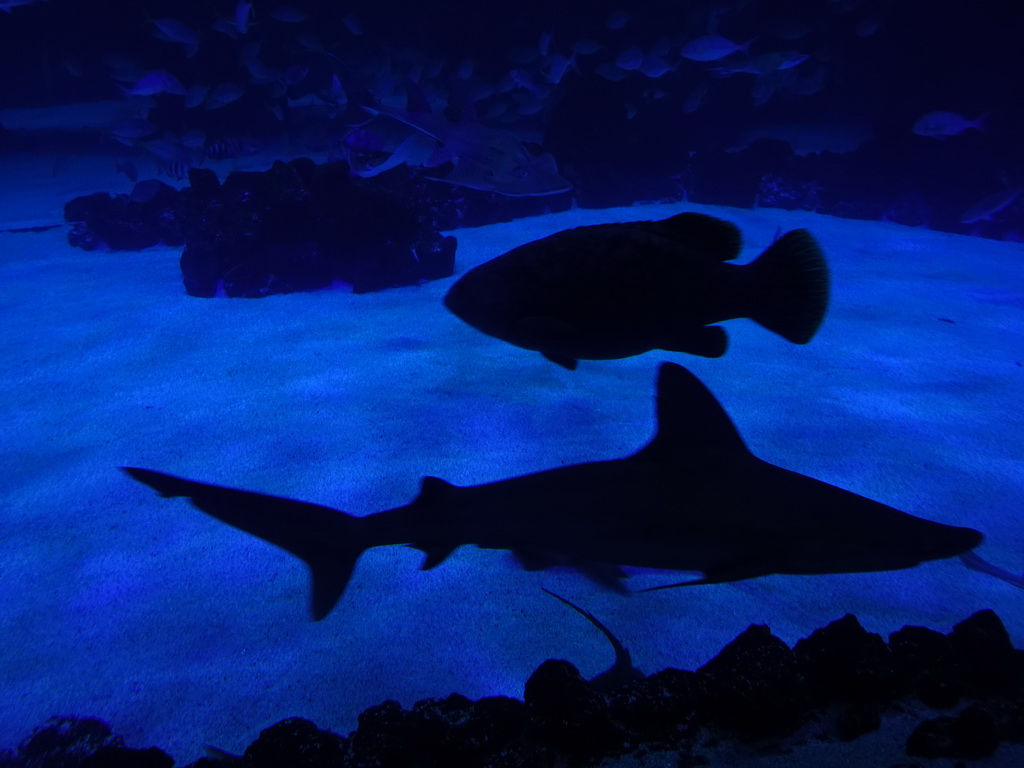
[0,1,1021,764]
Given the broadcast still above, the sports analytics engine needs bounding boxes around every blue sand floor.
[1,155,1022,763]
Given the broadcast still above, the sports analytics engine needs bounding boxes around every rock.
[697,624,809,739]
[243,717,347,768]
[795,614,899,703]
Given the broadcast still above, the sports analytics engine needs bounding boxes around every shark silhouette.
[123,363,991,621]
[444,213,830,370]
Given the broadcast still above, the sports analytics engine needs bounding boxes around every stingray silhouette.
[122,364,1002,621]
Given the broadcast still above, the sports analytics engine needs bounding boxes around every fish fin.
[542,351,578,370]
[122,467,364,621]
[512,548,557,570]
[414,544,459,570]
[654,212,743,260]
[662,325,728,357]
[638,563,773,592]
[746,228,829,344]
[415,475,456,505]
[631,363,751,465]
[577,562,631,592]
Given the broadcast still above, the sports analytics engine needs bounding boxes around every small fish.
[960,187,1022,224]
[106,118,157,144]
[183,84,209,108]
[712,50,808,76]
[342,13,363,35]
[682,82,710,113]
[270,5,307,23]
[540,53,576,85]
[282,64,309,86]
[615,46,644,71]
[205,83,243,109]
[443,212,830,369]
[912,111,987,140]
[571,40,602,55]
[149,19,199,57]
[595,62,626,81]
[638,55,674,78]
[118,70,186,96]
[0,0,47,12]
[605,10,630,30]
[680,34,753,62]
[115,159,138,182]
[180,128,207,148]
[234,1,253,35]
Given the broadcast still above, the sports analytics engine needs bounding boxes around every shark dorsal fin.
[651,212,742,261]
[631,363,751,465]
[415,476,455,505]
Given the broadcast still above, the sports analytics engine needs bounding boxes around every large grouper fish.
[443,212,829,369]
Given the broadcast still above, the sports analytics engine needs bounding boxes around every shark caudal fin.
[746,228,830,344]
[122,467,365,620]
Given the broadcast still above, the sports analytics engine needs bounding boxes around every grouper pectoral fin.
[630,363,752,466]
[518,314,581,369]
[122,467,365,621]
[661,325,728,358]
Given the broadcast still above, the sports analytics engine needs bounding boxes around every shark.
[123,363,1007,622]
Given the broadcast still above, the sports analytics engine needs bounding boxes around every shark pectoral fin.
[961,551,1024,589]
[662,325,728,358]
[413,543,459,570]
[639,562,773,593]
[577,562,631,593]
[637,575,720,593]
[542,351,578,370]
[512,548,557,571]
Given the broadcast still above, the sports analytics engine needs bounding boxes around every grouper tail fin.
[747,228,830,344]
[122,467,365,621]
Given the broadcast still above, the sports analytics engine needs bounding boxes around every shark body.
[124,364,984,621]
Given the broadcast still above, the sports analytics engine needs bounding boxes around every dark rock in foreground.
[3,610,1022,767]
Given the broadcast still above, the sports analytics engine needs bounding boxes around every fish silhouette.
[123,363,986,621]
[444,212,829,370]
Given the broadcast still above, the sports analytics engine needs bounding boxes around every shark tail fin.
[746,228,830,344]
[122,467,366,621]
